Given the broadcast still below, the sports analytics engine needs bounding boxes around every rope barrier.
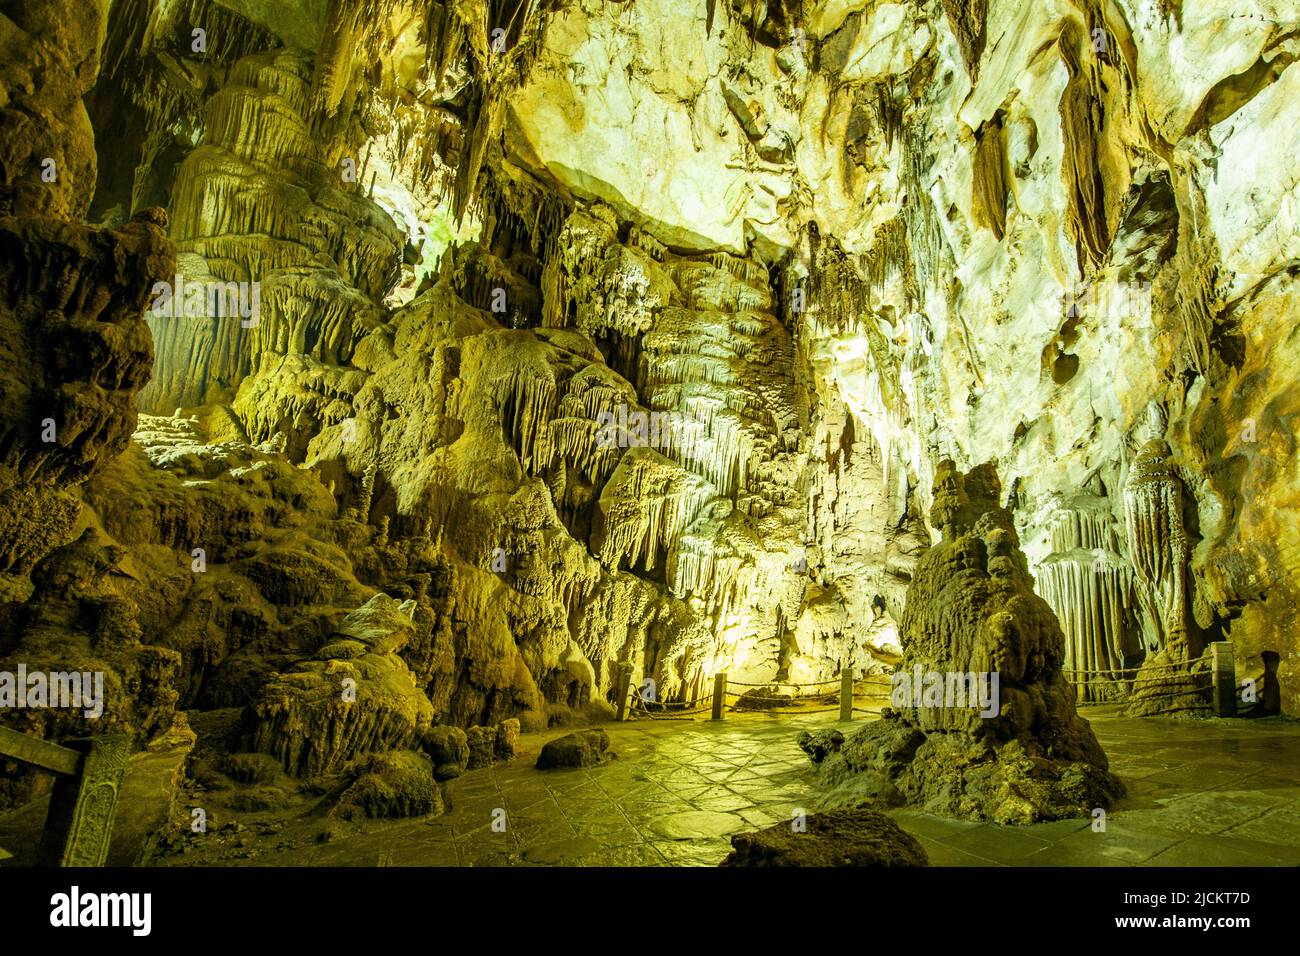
[1069,676,1210,689]
[635,694,713,711]
[620,672,955,724]
[627,663,1217,723]
[1077,688,1212,708]
[1125,687,1212,702]
[1063,662,1192,677]
[628,696,714,721]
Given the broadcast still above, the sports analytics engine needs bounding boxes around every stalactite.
[706,251,769,287]
[940,0,988,80]
[628,226,666,262]
[144,46,403,417]
[1058,21,1114,272]
[972,113,1011,240]
[897,87,954,304]
[498,362,558,474]
[595,451,716,574]
[1035,502,1135,701]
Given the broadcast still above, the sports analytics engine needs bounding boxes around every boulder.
[466,726,497,769]
[721,808,928,867]
[331,750,443,820]
[536,729,610,770]
[421,725,469,780]
[495,718,520,761]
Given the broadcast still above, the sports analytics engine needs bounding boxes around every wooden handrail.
[0,725,84,777]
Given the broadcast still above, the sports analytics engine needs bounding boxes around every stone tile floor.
[167,707,1300,867]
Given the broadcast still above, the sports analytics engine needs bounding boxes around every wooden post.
[711,672,727,720]
[1210,642,1236,717]
[614,663,632,721]
[840,668,854,722]
[36,734,131,867]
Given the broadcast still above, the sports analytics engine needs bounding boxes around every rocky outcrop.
[721,807,929,867]
[244,594,435,776]
[0,210,175,574]
[0,0,103,221]
[0,529,182,807]
[809,463,1125,824]
[420,724,469,780]
[0,0,175,578]
[0,0,178,811]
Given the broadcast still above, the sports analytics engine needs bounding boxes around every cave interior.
[0,0,1297,870]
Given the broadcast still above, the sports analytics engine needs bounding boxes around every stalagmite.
[806,463,1125,823]
[1124,438,1191,659]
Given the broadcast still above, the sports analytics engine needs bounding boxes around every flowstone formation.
[807,463,1125,825]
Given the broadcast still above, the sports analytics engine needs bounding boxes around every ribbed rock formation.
[245,594,435,776]
[1035,498,1137,702]
[141,46,403,418]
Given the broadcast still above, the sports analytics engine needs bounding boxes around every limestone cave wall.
[1,0,1296,784]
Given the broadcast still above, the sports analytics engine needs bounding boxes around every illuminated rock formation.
[1,0,1298,834]
[1035,498,1137,702]
[808,462,1125,824]
[245,593,435,776]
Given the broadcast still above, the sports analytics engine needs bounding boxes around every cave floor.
[144,708,1300,868]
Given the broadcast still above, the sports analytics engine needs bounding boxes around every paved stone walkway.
[293,714,822,867]
[149,708,1300,867]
